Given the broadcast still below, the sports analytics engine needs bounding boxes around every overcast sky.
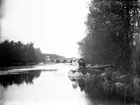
[1,0,89,58]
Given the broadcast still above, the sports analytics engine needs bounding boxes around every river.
[0,64,133,105]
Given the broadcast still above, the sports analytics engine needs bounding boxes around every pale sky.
[1,0,89,58]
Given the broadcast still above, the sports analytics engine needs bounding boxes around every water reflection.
[0,64,131,105]
[68,76,133,105]
[72,82,78,89]
[0,70,41,88]
[69,76,85,91]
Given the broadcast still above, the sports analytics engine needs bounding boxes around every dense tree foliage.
[0,40,46,66]
[78,0,140,72]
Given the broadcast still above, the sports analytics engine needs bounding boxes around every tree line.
[78,0,140,73]
[0,40,46,66]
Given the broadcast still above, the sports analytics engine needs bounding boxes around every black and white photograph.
[0,0,140,105]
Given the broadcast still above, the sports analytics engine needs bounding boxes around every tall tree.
[78,0,140,71]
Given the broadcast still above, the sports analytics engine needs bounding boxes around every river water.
[0,64,133,105]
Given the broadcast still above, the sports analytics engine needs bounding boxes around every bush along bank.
[69,67,140,104]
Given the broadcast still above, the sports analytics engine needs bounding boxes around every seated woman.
[78,58,86,75]
[78,58,85,68]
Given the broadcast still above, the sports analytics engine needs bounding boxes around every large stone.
[115,82,124,88]
[133,76,140,90]
[86,64,94,68]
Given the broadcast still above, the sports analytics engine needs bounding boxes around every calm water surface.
[0,64,130,105]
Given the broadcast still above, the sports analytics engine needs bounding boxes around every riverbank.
[0,63,61,75]
[68,65,140,105]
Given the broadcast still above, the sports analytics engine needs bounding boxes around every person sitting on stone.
[78,58,85,69]
[77,58,86,75]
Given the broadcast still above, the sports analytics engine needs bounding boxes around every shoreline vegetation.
[0,40,46,67]
[0,40,66,70]
[76,0,140,104]
[69,64,140,104]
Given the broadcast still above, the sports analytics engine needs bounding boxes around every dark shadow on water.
[68,76,136,105]
[69,76,85,91]
[0,70,42,88]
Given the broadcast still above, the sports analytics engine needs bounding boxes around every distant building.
[45,56,50,60]
[45,56,51,63]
